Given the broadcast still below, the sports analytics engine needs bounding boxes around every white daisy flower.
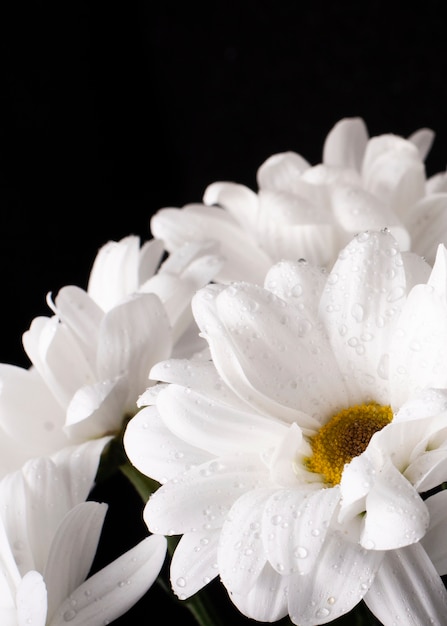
[0,236,223,454]
[0,445,167,625]
[124,230,447,625]
[150,117,447,283]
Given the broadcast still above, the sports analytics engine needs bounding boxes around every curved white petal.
[203,181,259,231]
[421,489,447,575]
[0,365,67,468]
[192,282,347,428]
[16,570,47,626]
[51,286,102,359]
[262,487,340,576]
[257,151,311,191]
[362,135,426,214]
[144,456,268,535]
[49,535,167,626]
[86,235,142,311]
[156,383,287,457]
[330,184,410,251]
[256,189,336,266]
[23,317,96,409]
[364,543,447,626]
[322,117,369,171]
[228,562,288,623]
[170,530,220,598]
[96,293,172,410]
[361,460,429,550]
[264,259,326,317]
[136,237,166,285]
[406,194,447,265]
[407,127,435,161]
[124,406,211,484]
[287,531,384,626]
[389,284,447,407]
[151,204,272,284]
[50,437,112,506]
[320,230,407,404]
[65,376,129,442]
[218,488,276,595]
[44,502,107,621]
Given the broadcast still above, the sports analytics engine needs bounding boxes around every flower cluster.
[3,117,447,625]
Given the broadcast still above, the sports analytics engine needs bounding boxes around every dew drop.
[377,353,389,380]
[291,284,303,297]
[63,610,77,622]
[351,303,364,322]
[387,286,405,303]
[176,577,187,588]
[295,546,308,559]
[315,607,331,618]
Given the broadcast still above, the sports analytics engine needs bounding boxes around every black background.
[1,1,446,624]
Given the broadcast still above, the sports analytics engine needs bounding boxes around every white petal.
[86,235,141,311]
[257,151,311,191]
[124,406,211,484]
[44,502,107,621]
[362,135,426,213]
[203,181,259,231]
[361,460,429,550]
[144,456,268,535]
[228,563,288,622]
[50,437,111,506]
[218,488,276,595]
[322,117,369,171]
[389,283,447,407]
[170,530,220,598]
[262,487,340,576]
[421,489,447,575]
[151,204,272,284]
[287,531,383,626]
[65,376,129,442]
[406,194,447,265]
[264,259,326,317]
[0,514,21,608]
[52,286,102,358]
[193,282,346,428]
[23,317,96,409]
[16,570,47,626]
[330,184,410,251]
[407,127,435,161]
[96,293,172,410]
[364,543,447,626]
[427,243,447,296]
[256,189,336,266]
[49,535,167,626]
[136,237,165,285]
[0,364,67,466]
[156,383,287,457]
[320,230,406,404]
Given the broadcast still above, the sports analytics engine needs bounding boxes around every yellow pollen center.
[305,402,392,486]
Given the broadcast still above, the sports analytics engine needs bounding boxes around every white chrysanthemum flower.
[124,230,447,625]
[151,117,447,283]
[0,236,222,454]
[0,446,167,626]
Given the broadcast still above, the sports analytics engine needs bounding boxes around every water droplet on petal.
[295,546,308,559]
[63,610,77,622]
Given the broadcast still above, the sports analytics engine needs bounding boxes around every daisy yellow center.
[305,402,392,486]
